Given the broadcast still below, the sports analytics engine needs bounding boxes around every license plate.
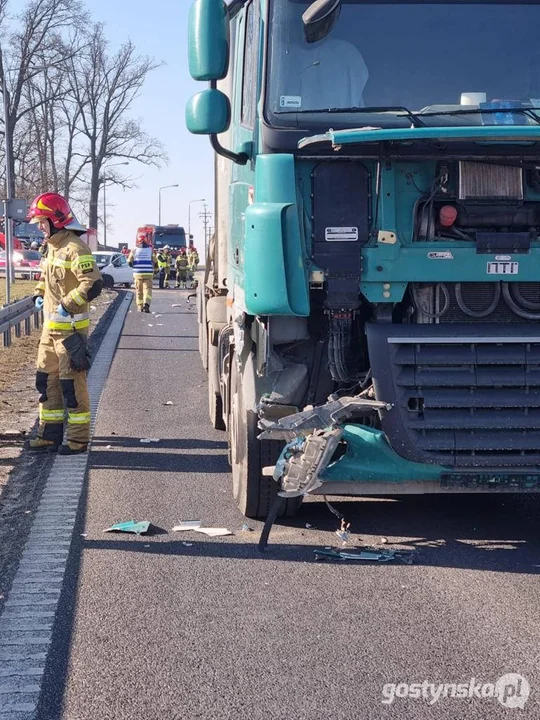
[487,261,518,275]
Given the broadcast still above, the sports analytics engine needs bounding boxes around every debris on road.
[140,438,160,444]
[241,523,254,532]
[335,519,351,545]
[305,523,313,529]
[193,527,233,537]
[380,537,388,545]
[105,445,112,449]
[172,521,202,531]
[314,547,418,564]
[172,304,182,307]
[182,542,193,547]
[104,521,151,535]
[163,401,174,406]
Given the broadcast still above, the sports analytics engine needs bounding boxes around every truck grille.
[367,323,540,468]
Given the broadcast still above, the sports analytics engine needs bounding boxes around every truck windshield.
[266,1,540,127]
[153,227,186,249]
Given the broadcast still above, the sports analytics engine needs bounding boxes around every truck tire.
[230,356,301,519]
[102,274,114,289]
[208,342,225,430]
[198,283,208,371]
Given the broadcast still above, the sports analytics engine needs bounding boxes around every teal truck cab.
[187,0,540,518]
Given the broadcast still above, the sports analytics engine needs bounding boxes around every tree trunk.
[88,172,99,230]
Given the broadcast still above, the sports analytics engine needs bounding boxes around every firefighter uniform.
[157,248,171,289]
[187,247,199,287]
[33,230,102,450]
[128,245,157,311]
[175,251,189,288]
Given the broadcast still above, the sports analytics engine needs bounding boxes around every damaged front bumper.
[259,396,540,497]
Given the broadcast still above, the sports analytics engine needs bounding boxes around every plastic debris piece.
[163,401,174,406]
[155,314,162,318]
[314,546,418,564]
[148,324,154,327]
[80,533,88,537]
[144,544,150,548]
[104,521,151,535]
[380,537,388,544]
[241,523,254,532]
[140,438,160,443]
[105,445,112,449]
[182,542,193,547]
[193,527,233,537]
[157,323,163,326]
[335,518,351,545]
[305,523,313,529]
[172,521,202,532]
[172,304,182,307]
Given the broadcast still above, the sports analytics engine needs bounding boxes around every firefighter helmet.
[136,231,147,246]
[27,193,86,231]
[30,241,40,250]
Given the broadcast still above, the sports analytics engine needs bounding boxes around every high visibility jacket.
[175,255,189,269]
[128,246,157,275]
[157,252,171,269]
[34,230,102,335]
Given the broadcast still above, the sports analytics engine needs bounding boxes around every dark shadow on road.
[115,347,198,352]
[92,436,228,450]
[89,449,230,474]
[73,523,540,573]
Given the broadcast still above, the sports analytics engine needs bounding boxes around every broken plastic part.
[140,438,160,444]
[258,394,391,442]
[193,527,233,537]
[104,521,151,535]
[314,547,418,564]
[275,428,343,498]
[172,521,202,531]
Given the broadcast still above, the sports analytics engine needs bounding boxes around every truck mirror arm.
[210,133,249,165]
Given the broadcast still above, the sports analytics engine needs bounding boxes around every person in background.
[27,193,103,456]
[157,245,171,289]
[128,232,158,312]
[187,245,199,287]
[175,248,189,288]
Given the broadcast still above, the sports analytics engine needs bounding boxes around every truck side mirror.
[302,0,342,43]
[186,89,231,135]
[188,0,229,81]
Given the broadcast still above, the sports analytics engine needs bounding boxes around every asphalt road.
[31,287,540,719]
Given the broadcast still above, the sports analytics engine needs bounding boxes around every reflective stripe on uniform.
[67,411,91,425]
[45,319,90,331]
[69,288,86,306]
[71,254,95,269]
[49,257,72,269]
[39,408,65,422]
[133,272,154,276]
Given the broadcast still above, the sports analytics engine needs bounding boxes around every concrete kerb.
[0,292,132,720]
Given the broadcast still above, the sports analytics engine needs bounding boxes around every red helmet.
[27,193,84,231]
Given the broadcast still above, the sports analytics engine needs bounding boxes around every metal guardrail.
[0,296,43,348]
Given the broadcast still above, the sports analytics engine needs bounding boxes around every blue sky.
[88,0,213,249]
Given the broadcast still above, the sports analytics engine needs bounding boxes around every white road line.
[0,293,132,719]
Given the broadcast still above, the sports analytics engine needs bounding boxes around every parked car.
[0,250,42,280]
[93,252,133,288]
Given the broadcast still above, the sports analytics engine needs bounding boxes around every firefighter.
[157,245,171,289]
[28,193,103,456]
[187,245,199,288]
[128,233,158,312]
[175,248,189,288]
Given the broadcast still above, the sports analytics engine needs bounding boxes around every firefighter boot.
[29,437,59,453]
[58,441,88,456]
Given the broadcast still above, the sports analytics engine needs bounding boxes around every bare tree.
[0,0,85,196]
[67,23,166,229]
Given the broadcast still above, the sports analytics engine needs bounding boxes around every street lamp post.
[188,198,205,242]
[158,184,179,225]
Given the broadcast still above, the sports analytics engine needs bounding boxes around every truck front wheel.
[230,356,301,519]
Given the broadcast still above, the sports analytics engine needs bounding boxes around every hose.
[411,283,450,319]
[455,282,501,318]
[510,283,540,311]
[502,283,540,320]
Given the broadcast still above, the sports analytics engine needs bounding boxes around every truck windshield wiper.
[288,106,427,128]
[401,107,540,125]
